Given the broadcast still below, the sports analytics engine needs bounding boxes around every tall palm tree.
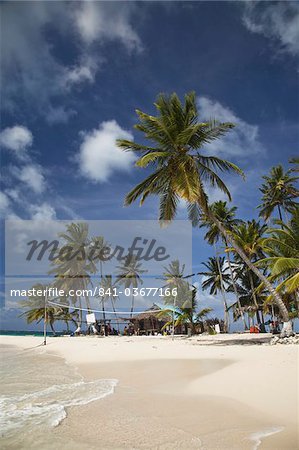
[230,264,268,327]
[199,256,231,332]
[116,92,291,334]
[90,235,110,325]
[50,223,98,329]
[229,220,267,325]
[258,165,298,222]
[98,275,120,333]
[160,259,192,309]
[258,209,299,317]
[200,201,248,329]
[115,254,147,318]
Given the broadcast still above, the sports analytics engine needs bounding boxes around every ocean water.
[0,345,117,448]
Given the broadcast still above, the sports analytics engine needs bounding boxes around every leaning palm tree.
[258,165,298,222]
[115,254,147,318]
[116,92,291,335]
[200,201,248,329]
[229,220,267,325]
[199,256,231,332]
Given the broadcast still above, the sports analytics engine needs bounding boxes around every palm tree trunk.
[248,271,261,325]
[49,321,56,335]
[130,293,134,319]
[111,298,119,333]
[225,241,248,330]
[85,295,91,313]
[277,205,283,222]
[210,214,292,336]
[100,262,106,327]
[214,244,230,333]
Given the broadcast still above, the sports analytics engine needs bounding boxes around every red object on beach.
[250,326,259,334]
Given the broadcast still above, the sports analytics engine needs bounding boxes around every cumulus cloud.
[16,165,45,194]
[0,125,33,154]
[29,203,57,221]
[242,2,299,57]
[74,2,141,51]
[78,120,136,182]
[1,2,141,119]
[0,192,10,214]
[197,96,265,158]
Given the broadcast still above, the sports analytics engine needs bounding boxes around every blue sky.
[0,1,298,330]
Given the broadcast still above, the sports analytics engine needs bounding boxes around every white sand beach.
[0,334,298,450]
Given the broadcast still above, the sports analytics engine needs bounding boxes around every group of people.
[87,321,119,336]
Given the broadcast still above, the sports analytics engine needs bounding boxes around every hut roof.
[126,304,171,321]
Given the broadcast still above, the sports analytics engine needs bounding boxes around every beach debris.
[270,335,299,345]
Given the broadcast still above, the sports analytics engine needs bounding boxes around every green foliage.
[258,164,298,221]
[117,92,244,224]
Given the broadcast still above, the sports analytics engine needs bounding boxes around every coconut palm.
[258,165,298,222]
[258,209,299,316]
[229,265,268,327]
[115,254,147,318]
[50,223,98,329]
[159,259,193,309]
[158,286,212,335]
[90,235,111,325]
[229,220,268,325]
[98,275,120,333]
[200,201,248,329]
[116,92,291,335]
[199,256,231,332]
[20,284,58,334]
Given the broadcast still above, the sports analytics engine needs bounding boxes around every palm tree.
[257,209,299,319]
[90,235,110,326]
[20,284,58,334]
[50,223,98,329]
[258,165,298,222]
[199,256,231,332]
[200,201,248,329]
[98,275,120,333]
[116,92,291,335]
[230,264,268,328]
[229,220,267,325]
[115,254,147,318]
[158,286,212,335]
[160,259,193,309]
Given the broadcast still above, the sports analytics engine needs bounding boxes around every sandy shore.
[1,334,298,449]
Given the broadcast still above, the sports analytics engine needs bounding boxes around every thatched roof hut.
[123,304,171,335]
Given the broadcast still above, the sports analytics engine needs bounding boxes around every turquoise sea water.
[0,330,60,337]
[0,345,117,449]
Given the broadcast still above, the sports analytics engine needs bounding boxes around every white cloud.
[75,2,141,51]
[30,203,57,221]
[1,2,141,119]
[0,192,10,214]
[78,120,136,183]
[4,189,20,202]
[0,125,33,153]
[16,165,45,194]
[242,2,299,56]
[197,96,265,158]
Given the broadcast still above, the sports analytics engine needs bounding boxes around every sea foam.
[0,378,118,437]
